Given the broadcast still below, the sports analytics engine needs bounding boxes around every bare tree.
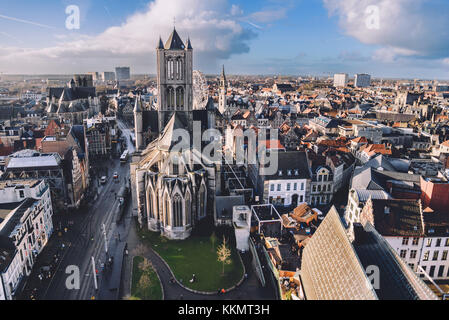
[217,236,232,275]
[138,272,151,292]
[139,258,152,271]
[132,243,148,257]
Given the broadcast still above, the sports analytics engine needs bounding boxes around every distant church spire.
[219,65,227,115]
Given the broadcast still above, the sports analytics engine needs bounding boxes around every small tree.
[217,236,232,275]
[138,272,151,295]
[139,258,152,272]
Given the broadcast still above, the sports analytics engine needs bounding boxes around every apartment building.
[0,179,53,300]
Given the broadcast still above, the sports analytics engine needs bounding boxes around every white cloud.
[323,0,449,62]
[249,8,287,23]
[0,0,257,74]
[230,4,243,16]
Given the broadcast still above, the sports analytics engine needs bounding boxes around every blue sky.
[0,0,449,79]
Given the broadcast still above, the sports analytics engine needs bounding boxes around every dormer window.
[287,170,292,176]
[294,169,299,175]
[278,170,283,176]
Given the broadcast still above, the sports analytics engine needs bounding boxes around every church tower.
[218,65,227,114]
[156,29,193,133]
[134,95,143,150]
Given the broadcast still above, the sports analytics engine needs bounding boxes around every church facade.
[130,29,217,240]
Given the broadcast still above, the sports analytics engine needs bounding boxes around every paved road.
[21,119,135,300]
[120,219,276,300]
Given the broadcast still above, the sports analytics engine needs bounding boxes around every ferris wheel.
[193,70,209,110]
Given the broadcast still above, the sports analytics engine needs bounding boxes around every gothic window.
[164,194,170,226]
[199,184,206,218]
[167,58,176,80]
[167,87,175,110]
[176,87,184,110]
[147,189,154,219]
[186,192,191,226]
[173,194,183,227]
[173,162,179,175]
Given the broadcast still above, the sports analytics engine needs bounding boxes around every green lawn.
[138,228,244,292]
[131,256,163,300]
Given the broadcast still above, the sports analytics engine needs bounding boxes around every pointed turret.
[186,37,192,50]
[157,36,164,49]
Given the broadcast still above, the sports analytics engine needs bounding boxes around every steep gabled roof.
[164,28,185,50]
[157,112,189,151]
[300,207,378,300]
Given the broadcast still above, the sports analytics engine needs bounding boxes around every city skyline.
[0,0,448,79]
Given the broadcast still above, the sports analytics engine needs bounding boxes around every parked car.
[100,176,107,184]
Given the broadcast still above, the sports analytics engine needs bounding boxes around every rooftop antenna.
[173,16,176,29]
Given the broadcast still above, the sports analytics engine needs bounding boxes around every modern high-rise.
[101,71,116,81]
[333,73,348,87]
[355,73,371,88]
[115,67,131,81]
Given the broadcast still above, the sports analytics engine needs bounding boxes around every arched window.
[164,194,170,226]
[167,87,175,110]
[147,189,154,219]
[185,192,191,226]
[199,184,206,219]
[173,194,183,227]
[176,87,184,110]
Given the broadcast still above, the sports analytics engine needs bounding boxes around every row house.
[260,151,311,207]
[359,198,449,280]
[0,179,53,300]
[83,116,118,159]
[3,150,67,210]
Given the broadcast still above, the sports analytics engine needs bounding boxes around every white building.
[354,74,371,88]
[333,73,348,87]
[262,151,311,208]
[358,198,449,280]
[233,206,251,252]
[0,179,53,300]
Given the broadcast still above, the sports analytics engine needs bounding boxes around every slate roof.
[47,86,96,101]
[353,223,438,300]
[164,28,185,50]
[262,151,311,180]
[370,199,424,237]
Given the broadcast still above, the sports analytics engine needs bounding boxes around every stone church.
[130,28,218,240]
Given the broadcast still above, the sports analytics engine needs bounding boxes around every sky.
[0,0,449,79]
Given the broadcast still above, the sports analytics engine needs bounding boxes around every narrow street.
[20,119,135,300]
